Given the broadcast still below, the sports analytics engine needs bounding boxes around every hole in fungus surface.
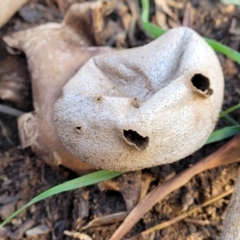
[123,129,149,150]
[131,98,139,108]
[76,126,81,133]
[191,74,213,95]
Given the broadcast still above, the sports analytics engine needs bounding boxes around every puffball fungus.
[55,27,224,172]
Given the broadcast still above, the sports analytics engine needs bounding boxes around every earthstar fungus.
[54,27,224,171]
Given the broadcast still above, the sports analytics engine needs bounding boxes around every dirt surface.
[0,0,240,239]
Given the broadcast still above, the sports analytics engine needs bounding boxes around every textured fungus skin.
[54,27,224,172]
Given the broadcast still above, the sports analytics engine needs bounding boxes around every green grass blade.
[221,0,240,7]
[141,0,165,38]
[140,0,240,64]
[0,170,122,228]
[206,126,240,144]
[205,38,240,64]
[220,103,240,118]
[222,115,239,126]
[141,0,150,23]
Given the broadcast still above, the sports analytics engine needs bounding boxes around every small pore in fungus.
[75,126,82,133]
[96,96,102,102]
[191,74,213,96]
[131,98,139,108]
[123,129,149,150]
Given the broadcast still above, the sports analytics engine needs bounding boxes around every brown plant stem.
[128,187,234,239]
[110,134,240,240]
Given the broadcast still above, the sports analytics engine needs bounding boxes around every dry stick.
[127,187,234,239]
[0,104,25,117]
[182,3,194,28]
[110,134,240,240]
[81,212,128,230]
[64,230,92,239]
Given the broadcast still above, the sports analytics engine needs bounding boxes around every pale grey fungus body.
[54,27,224,171]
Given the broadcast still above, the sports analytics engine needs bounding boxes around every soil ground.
[0,0,240,239]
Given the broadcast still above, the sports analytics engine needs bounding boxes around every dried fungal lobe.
[2,2,115,175]
[54,27,224,172]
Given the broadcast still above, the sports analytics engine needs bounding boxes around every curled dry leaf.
[2,2,115,174]
[54,27,224,172]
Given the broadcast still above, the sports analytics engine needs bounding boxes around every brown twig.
[64,230,92,240]
[110,134,240,240]
[0,104,25,117]
[182,3,194,28]
[127,187,233,239]
[81,212,128,231]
